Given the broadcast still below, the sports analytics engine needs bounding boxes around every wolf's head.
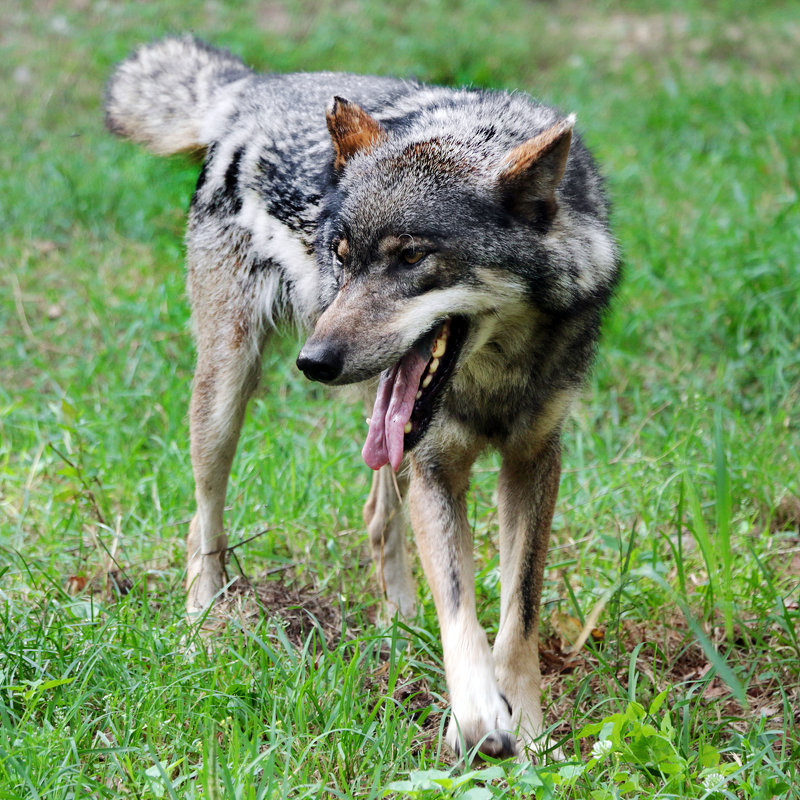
[297,96,587,471]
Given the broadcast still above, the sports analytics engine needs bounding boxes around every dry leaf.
[550,609,584,649]
[66,575,88,595]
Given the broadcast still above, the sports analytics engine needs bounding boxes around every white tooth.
[415,390,422,400]
[366,417,371,425]
[432,338,446,358]
[404,422,413,434]
[428,358,439,374]
[422,374,433,388]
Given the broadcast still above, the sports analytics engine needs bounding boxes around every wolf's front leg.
[408,454,515,760]
[494,438,562,758]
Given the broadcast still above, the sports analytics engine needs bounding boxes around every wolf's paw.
[185,551,227,618]
[377,585,417,626]
[495,670,556,762]
[446,685,516,761]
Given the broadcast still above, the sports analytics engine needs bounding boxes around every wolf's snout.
[296,341,343,383]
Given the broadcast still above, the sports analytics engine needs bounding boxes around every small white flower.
[702,772,725,792]
[591,739,613,760]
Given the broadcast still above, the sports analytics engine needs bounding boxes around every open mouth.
[362,316,469,471]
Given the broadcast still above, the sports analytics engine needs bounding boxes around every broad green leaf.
[455,789,493,800]
[698,742,720,769]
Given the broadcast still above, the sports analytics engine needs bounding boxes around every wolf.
[105,36,619,760]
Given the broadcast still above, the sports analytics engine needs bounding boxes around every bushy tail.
[105,36,252,155]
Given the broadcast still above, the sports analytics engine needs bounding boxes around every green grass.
[2,0,799,796]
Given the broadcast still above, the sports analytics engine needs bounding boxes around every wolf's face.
[296,98,574,470]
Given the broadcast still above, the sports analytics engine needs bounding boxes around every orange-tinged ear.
[498,114,575,216]
[326,96,388,171]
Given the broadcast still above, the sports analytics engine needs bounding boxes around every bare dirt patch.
[211,575,347,648]
[772,493,800,534]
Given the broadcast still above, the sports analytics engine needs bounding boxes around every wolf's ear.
[497,114,575,218]
[326,96,388,171]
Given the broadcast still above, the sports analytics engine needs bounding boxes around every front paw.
[446,685,516,761]
[495,663,555,761]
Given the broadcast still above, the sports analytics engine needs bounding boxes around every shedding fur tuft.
[105,36,253,155]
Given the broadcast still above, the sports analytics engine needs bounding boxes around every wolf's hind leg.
[494,438,561,759]
[363,465,416,619]
[186,320,264,617]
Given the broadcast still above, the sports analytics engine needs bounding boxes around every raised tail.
[105,36,253,156]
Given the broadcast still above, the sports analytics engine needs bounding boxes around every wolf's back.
[105,36,253,155]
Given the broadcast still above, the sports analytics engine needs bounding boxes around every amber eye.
[332,237,350,263]
[401,249,425,265]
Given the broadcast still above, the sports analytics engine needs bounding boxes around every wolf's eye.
[332,237,349,264]
[401,249,426,265]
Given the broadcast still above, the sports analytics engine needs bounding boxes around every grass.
[2,0,799,796]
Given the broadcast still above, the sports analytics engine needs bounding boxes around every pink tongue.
[362,349,430,471]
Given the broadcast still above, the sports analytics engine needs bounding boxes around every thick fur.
[106,36,619,761]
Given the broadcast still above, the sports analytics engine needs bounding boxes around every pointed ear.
[326,96,388,171]
[497,114,575,218]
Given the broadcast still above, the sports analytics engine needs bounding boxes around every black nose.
[296,342,343,383]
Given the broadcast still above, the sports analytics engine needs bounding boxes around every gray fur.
[106,36,619,761]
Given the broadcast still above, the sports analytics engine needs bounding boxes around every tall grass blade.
[713,410,735,641]
[684,478,716,616]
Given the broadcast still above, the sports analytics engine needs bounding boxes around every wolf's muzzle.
[296,342,343,383]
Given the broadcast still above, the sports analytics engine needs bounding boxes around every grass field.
[2,0,799,796]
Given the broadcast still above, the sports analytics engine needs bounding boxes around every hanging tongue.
[362,347,430,471]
